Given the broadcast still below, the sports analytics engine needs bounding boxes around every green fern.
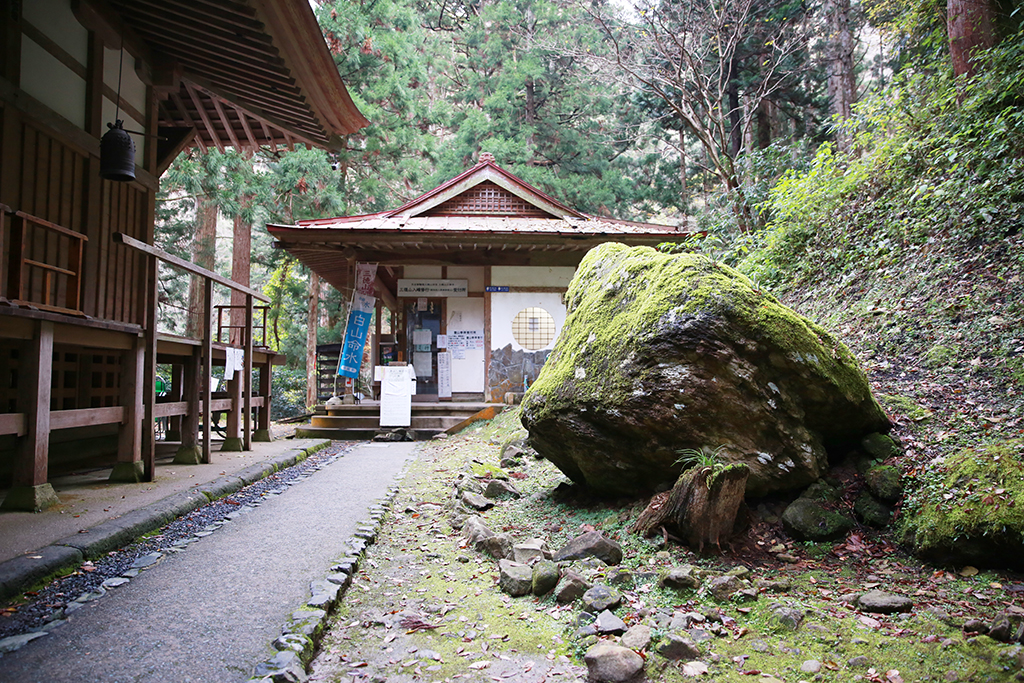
[674,446,728,489]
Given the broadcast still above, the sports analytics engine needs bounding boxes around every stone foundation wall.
[488,343,551,398]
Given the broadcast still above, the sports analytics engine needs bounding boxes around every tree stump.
[631,464,749,553]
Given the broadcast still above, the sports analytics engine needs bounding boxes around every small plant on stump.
[631,445,749,554]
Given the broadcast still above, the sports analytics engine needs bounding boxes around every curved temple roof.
[94,0,368,152]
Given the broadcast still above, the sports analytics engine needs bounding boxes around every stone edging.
[248,472,406,682]
[0,440,332,603]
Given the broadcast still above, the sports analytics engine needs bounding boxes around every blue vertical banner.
[338,292,375,378]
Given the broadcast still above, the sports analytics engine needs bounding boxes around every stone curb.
[0,440,331,603]
[248,472,406,682]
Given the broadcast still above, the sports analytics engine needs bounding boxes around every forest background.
[152,0,1024,420]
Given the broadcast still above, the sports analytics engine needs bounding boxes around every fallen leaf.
[468,661,490,670]
[681,661,709,676]
[858,615,882,629]
[959,566,979,577]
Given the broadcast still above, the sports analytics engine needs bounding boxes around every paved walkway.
[0,441,419,683]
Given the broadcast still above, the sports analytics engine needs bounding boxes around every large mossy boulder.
[520,244,890,497]
[902,440,1024,570]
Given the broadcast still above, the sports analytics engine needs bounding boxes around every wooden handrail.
[113,232,269,302]
[7,211,87,315]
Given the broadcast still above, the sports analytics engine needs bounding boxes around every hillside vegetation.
[720,31,1024,560]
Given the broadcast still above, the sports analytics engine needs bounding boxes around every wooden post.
[243,293,253,450]
[253,356,273,442]
[166,361,184,441]
[141,251,158,481]
[111,334,144,482]
[173,345,202,464]
[483,266,492,402]
[2,320,59,511]
[201,278,212,463]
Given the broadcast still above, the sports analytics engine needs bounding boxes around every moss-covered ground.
[310,409,1024,683]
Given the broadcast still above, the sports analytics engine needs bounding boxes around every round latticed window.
[512,307,556,351]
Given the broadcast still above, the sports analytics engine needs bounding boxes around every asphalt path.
[0,441,419,683]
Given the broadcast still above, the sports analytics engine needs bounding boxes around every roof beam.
[184,82,225,153]
[210,96,242,150]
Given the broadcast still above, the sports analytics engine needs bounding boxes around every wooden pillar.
[201,278,212,463]
[221,372,242,452]
[141,251,158,481]
[483,267,492,403]
[110,333,144,482]
[173,345,202,464]
[253,356,273,442]
[166,362,184,441]
[2,320,59,511]
[242,293,253,450]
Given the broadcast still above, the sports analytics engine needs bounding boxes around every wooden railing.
[215,304,270,347]
[5,210,87,315]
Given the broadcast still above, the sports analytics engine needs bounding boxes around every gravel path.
[0,441,419,683]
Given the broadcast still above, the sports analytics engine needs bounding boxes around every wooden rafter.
[210,97,242,150]
[184,82,225,153]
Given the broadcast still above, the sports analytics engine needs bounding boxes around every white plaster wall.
[491,266,575,288]
[447,266,485,293]
[447,297,485,392]
[103,47,147,157]
[24,0,88,64]
[491,292,566,352]
[403,265,443,279]
[21,38,87,129]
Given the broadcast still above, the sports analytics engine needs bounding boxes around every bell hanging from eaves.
[100,120,136,182]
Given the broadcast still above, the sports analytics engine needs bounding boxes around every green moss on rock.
[520,243,890,497]
[902,439,1024,569]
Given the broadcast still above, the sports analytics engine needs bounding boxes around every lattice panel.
[425,182,551,217]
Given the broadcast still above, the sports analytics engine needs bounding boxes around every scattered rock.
[0,632,47,654]
[660,565,703,590]
[483,479,521,500]
[706,575,742,601]
[861,433,900,461]
[781,498,854,541]
[582,585,623,612]
[497,559,534,597]
[770,604,805,631]
[252,650,308,682]
[847,655,872,669]
[553,531,623,566]
[531,560,560,596]
[854,490,894,528]
[461,491,495,511]
[554,571,590,604]
[757,577,792,593]
[513,538,553,564]
[864,465,902,503]
[606,567,634,587]
[461,516,511,559]
[595,609,627,635]
[857,590,913,614]
[964,618,989,634]
[584,642,644,682]
[621,624,652,651]
[655,633,700,660]
[801,660,822,673]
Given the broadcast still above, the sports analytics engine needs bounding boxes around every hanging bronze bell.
[100,120,136,182]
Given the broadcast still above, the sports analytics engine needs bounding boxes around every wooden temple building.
[0,0,367,510]
[269,154,699,422]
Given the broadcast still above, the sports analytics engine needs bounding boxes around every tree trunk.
[631,464,749,553]
[948,0,995,81]
[826,0,857,151]
[229,212,251,346]
[679,128,688,230]
[305,271,320,409]
[728,60,742,157]
[186,195,218,338]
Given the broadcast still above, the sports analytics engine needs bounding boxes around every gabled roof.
[89,0,368,153]
[268,155,697,292]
